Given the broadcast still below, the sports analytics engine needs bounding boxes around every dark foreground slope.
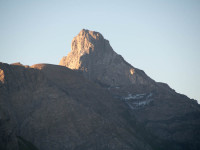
[1,62,158,150]
[1,60,200,150]
[60,29,200,150]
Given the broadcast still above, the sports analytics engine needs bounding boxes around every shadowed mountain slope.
[0,62,157,150]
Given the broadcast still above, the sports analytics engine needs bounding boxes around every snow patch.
[122,93,153,109]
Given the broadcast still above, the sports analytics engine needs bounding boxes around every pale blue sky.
[0,0,200,103]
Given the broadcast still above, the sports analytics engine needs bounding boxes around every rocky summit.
[60,29,154,87]
[0,29,200,150]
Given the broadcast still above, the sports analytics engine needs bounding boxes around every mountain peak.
[59,29,154,87]
[71,29,105,55]
[1,30,200,150]
[78,29,103,39]
[59,29,112,70]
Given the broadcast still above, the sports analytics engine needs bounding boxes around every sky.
[0,0,200,103]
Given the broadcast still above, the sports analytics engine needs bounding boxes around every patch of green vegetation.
[17,136,39,150]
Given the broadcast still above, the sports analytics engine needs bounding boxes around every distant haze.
[0,0,200,103]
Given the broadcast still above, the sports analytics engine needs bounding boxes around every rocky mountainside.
[1,29,200,150]
[59,29,177,97]
[0,62,159,150]
[60,29,154,87]
[60,29,200,149]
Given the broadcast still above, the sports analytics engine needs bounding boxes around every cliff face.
[60,29,154,87]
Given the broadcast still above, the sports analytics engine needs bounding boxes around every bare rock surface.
[60,29,154,87]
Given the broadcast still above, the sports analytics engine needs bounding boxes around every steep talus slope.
[60,29,200,150]
[0,62,156,150]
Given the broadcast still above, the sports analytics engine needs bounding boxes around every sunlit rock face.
[60,29,153,87]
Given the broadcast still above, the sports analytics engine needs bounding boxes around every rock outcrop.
[60,29,154,87]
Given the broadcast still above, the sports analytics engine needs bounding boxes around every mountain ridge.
[0,62,156,150]
[59,29,186,98]
[60,29,157,87]
[1,29,200,150]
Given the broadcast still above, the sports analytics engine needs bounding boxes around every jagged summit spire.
[76,29,104,42]
[60,29,113,69]
[59,29,153,87]
[78,29,103,38]
[71,29,105,55]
